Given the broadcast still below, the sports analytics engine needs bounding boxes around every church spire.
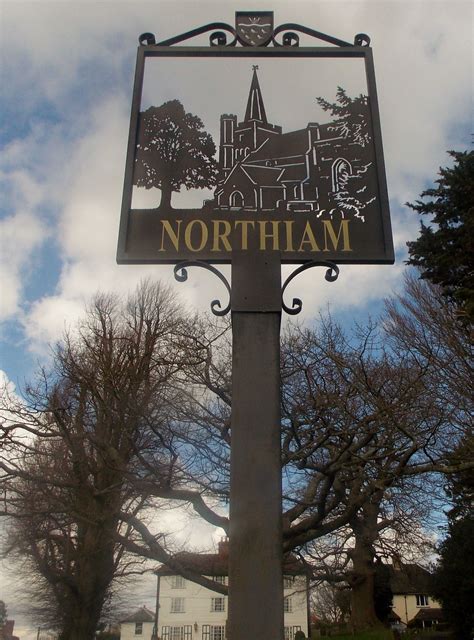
[244,66,268,124]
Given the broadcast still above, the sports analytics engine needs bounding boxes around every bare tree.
[4,274,469,636]
[140,288,471,630]
[311,582,350,625]
[0,282,225,639]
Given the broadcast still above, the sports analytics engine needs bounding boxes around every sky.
[0,0,472,635]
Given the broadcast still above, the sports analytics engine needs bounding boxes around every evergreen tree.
[406,150,474,322]
[431,431,473,640]
[431,516,474,640]
[444,433,474,521]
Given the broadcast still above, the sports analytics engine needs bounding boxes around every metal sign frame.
[117,23,393,266]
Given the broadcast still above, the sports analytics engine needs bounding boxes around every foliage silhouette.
[317,87,371,148]
[432,516,474,640]
[406,150,474,323]
[134,100,219,209]
[316,88,375,220]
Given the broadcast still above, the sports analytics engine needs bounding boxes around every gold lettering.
[159,220,182,252]
[184,219,208,252]
[298,221,321,252]
[212,220,232,252]
[258,221,280,250]
[323,220,352,252]
[234,220,255,250]
[284,220,295,252]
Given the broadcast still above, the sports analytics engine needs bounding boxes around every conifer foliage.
[406,150,474,322]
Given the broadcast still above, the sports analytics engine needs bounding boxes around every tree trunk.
[348,495,384,631]
[159,182,173,210]
[58,510,119,639]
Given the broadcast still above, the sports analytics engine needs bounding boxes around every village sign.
[118,12,393,271]
[118,12,393,640]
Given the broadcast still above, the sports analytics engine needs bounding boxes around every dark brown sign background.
[118,47,393,265]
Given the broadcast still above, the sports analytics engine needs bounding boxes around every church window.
[229,191,244,207]
[332,158,352,192]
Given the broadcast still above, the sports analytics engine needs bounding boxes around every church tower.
[234,66,281,156]
[217,67,282,187]
[219,113,237,180]
[244,66,268,124]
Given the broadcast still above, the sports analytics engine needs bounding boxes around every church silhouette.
[213,67,374,218]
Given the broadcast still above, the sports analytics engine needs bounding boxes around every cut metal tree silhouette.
[134,100,219,209]
[317,88,376,221]
[317,87,371,148]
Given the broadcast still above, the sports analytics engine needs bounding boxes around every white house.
[120,606,156,640]
[389,560,443,629]
[155,540,309,640]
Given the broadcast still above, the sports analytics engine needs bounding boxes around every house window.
[284,627,302,640]
[284,596,293,613]
[171,575,185,589]
[162,627,192,640]
[213,575,227,585]
[135,622,143,635]
[283,575,294,588]
[416,594,429,607]
[211,596,226,612]
[171,597,185,613]
[202,625,226,640]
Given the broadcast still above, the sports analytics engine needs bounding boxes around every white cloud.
[0,1,471,632]
[0,207,47,320]
[1,0,470,381]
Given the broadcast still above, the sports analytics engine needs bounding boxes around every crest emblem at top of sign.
[235,12,274,46]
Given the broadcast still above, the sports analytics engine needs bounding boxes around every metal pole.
[228,251,283,640]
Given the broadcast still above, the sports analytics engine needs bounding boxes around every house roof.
[387,610,402,622]
[411,608,444,623]
[156,550,307,577]
[389,563,432,594]
[120,606,155,623]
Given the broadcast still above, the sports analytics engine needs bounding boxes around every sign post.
[229,251,283,638]
[118,13,393,639]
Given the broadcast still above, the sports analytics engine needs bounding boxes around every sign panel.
[118,35,393,264]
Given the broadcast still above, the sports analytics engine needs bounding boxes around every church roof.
[279,164,308,182]
[241,164,285,186]
[244,67,268,124]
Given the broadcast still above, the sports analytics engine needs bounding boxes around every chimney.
[218,537,229,557]
[392,554,402,571]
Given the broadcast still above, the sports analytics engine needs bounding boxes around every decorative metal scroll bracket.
[281,261,340,315]
[139,12,370,48]
[174,261,231,317]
